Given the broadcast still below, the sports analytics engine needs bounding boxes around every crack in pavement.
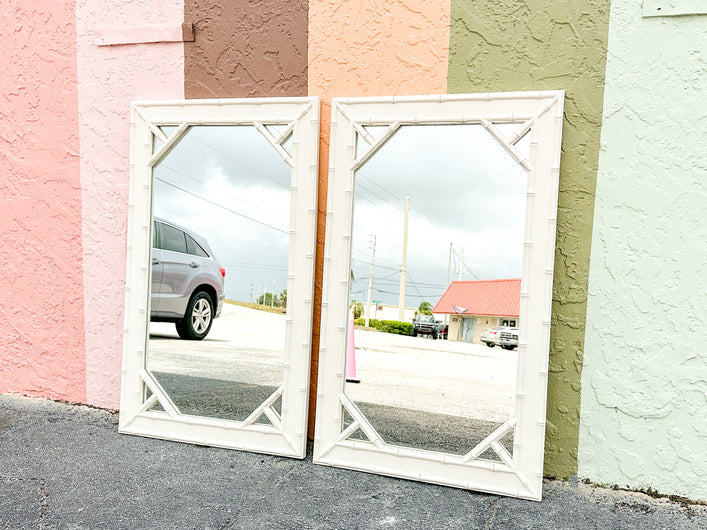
[486,497,499,529]
[39,478,48,529]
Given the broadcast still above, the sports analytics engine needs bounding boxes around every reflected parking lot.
[149,303,516,453]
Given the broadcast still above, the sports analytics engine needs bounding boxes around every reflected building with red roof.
[433,279,520,343]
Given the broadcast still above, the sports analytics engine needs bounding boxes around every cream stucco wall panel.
[580,2,707,499]
[76,0,185,409]
[0,2,86,402]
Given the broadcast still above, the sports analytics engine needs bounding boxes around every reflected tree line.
[257,288,287,308]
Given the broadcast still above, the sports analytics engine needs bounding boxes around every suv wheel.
[176,291,214,340]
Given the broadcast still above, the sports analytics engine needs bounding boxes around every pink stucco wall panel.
[76,0,185,409]
[0,2,86,402]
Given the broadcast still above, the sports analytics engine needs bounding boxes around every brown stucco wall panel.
[184,0,308,99]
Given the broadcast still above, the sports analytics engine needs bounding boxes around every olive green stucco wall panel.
[448,0,611,478]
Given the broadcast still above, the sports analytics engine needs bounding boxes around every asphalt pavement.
[1,394,705,529]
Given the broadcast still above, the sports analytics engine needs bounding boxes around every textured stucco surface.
[77,0,184,408]
[579,3,707,500]
[308,0,450,436]
[184,0,308,98]
[0,2,86,402]
[448,0,611,478]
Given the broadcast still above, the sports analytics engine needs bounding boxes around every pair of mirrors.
[120,92,564,500]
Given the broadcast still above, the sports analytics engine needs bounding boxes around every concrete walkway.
[1,395,704,529]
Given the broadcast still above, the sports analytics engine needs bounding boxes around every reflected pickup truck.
[499,328,519,350]
[412,314,439,339]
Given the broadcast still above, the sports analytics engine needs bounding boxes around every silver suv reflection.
[150,217,225,340]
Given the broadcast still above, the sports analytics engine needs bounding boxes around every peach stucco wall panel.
[184,0,309,99]
[308,0,449,98]
[307,0,450,435]
[76,0,184,409]
[0,2,86,402]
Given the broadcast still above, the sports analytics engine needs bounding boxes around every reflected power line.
[155,177,288,235]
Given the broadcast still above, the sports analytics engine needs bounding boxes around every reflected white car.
[150,217,225,340]
[480,326,506,348]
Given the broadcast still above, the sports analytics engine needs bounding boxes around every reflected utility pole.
[446,242,453,288]
[365,235,376,327]
[446,242,453,325]
[398,196,409,321]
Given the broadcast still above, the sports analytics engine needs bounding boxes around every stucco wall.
[308,0,450,435]
[184,0,308,99]
[447,0,611,478]
[579,3,707,500]
[76,0,185,408]
[0,1,86,402]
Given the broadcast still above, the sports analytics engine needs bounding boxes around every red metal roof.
[433,279,520,317]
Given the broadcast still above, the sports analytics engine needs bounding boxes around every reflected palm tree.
[418,301,433,315]
[350,299,364,319]
[348,269,364,319]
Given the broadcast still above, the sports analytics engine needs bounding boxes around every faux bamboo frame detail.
[120,97,320,459]
[314,92,564,501]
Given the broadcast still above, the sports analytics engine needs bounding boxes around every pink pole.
[346,318,360,383]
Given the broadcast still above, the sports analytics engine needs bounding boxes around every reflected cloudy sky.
[153,125,291,302]
[151,123,528,310]
[350,124,528,308]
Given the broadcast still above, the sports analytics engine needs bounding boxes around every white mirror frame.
[314,91,564,500]
[119,97,320,458]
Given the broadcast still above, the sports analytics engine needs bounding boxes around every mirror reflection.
[345,124,529,458]
[147,125,290,423]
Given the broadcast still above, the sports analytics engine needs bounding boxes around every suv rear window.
[159,223,187,253]
[186,234,209,257]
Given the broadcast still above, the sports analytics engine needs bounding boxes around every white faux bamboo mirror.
[314,92,564,500]
[120,97,319,458]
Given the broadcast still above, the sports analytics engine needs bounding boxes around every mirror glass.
[146,125,290,423]
[345,124,530,457]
